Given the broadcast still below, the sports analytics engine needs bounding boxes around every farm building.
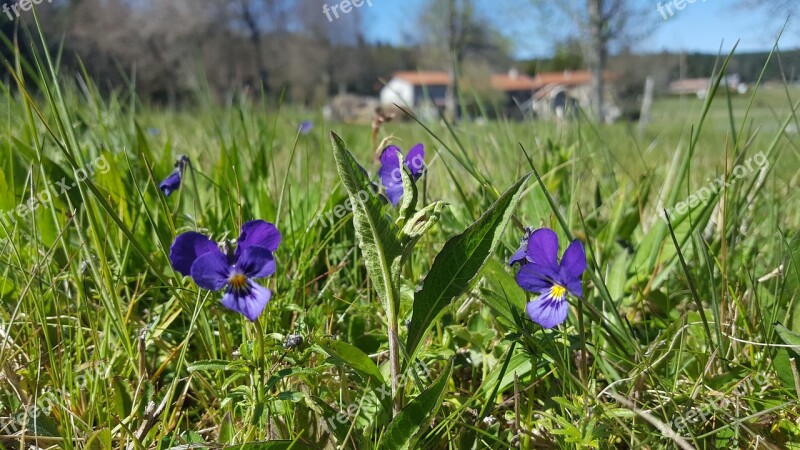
[527,70,619,122]
[380,71,452,116]
[490,69,539,116]
[379,69,620,122]
[668,75,747,98]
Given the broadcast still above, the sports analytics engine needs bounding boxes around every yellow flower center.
[551,284,567,301]
[229,273,248,291]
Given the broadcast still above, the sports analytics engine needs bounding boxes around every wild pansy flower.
[169,220,281,322]
[378,143,425,206]
[509,226,536,266]
[514,228,586,329]
[298,120,313,135]
[159,156,190,197]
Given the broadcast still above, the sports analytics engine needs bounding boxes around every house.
[490,69,538,116]
[669,75,747,98]
[668,78,710,98]
[378,68,621,122]
[527,70,620,122]
[380,71,451,112]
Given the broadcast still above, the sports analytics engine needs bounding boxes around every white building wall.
[380,78,414,108]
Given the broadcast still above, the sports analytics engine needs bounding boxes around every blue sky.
[361,0,799,58]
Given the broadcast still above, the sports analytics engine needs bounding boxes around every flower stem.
[389,314,401,416]
[254,317,265,403]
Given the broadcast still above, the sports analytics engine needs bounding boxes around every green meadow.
[1,38,800,450]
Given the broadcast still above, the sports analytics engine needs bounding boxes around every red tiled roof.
[490,73,537,91]
[389,70,614,90]
[531,71,615,89]
[392,71,451,86]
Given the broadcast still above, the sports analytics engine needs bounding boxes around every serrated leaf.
[406,174,530,358]
[330,132,403,318]
[382,361,453,450]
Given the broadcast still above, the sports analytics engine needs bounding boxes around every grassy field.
[2,39,800,450]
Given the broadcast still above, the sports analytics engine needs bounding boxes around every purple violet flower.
[514,228,586,329]
[298,120,313,135]
[509,226,536,266]
[169,220,281,321]
[378,143,426,206]
[159,156,190,197]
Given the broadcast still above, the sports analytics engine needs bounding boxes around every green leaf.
[398,201,448,273]
[187,359,247,373]
[775,322,800,357]
[320,338,385,387]
[275,391,306,402]
[401,201,446,241]
[86,429,112,450]
[330,132,403,318]
[406,174,530,358]
[479,260,527,326]
[21,414,62,445]
[382,361,453,450]
[219,412,235,444]
[783,233,800,332]
[112,377,132,419]
[0,170,15,212]
[183,430,204,444]
[397,150,419,224]
[479,350,531,401]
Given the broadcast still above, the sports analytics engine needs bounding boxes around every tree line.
[0,0,793,114]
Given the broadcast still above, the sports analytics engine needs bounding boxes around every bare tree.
[418,0,511,117]
[586,0,605,121]
[238,0,269,88]
[215,0,295,90]
[530,0,645,122]
[290,0,367,104]
[56,0,215,102]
